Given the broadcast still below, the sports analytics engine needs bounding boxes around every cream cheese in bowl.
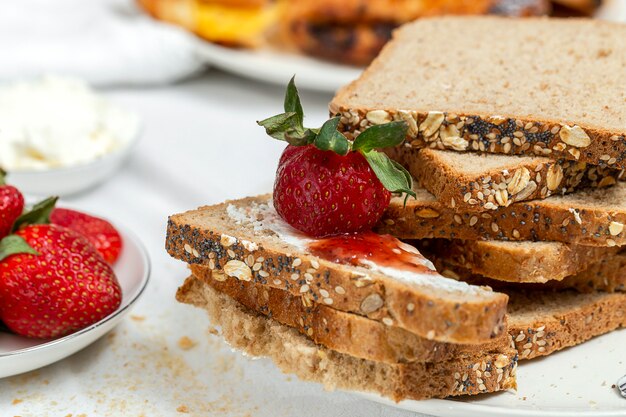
[0,76,140,195]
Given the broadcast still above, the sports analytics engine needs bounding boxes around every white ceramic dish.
[0,223,150,379]
[195,41,362,93]
[356,327,626,417]
[5,129,141,197]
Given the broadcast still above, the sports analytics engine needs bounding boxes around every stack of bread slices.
[166,17,626,402]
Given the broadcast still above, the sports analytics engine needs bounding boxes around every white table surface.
[0,71,425,417]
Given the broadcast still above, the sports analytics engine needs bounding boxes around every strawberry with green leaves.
[0,169,24,239]
[0,198,122,339]
[258,78,414,237]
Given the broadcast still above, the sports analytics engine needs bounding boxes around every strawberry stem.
[258,77,415,200]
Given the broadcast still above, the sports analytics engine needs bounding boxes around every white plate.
[195,41,362,93]
[358,328,626,417]
[6,128,141,197]
[0,223,150,378]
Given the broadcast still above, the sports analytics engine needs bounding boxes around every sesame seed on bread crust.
[176,275,518,401]
[377,182,626,247]
[330,17,626,168]
[386,147,623,212]
[414,239,621,283]
[165,195,508,344]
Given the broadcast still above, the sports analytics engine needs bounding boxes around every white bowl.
[0,223,150,378]
[5,131,141,197]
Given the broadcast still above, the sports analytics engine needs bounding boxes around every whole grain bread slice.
[506,289,626,360]
[413,239,620,283]
[165,195,508,344]
[434,254,626,295]
[189,265,507,364]
[176,275,518,401]
[386,147,623,212]
[377,182,626,246]
[330,17,626,168]
[189,267,626,363]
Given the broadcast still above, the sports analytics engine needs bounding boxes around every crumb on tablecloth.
[177,336,197,350]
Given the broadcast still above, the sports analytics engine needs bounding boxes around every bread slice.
[377,182,626,246]
[506,290,626,360]
[386,147,623,212]
[189,264,507,364]
[176,275,518,401]
[413,239,620,283]
[188,266,626,363]
[434,253,626,294]
[330,17,626,169]
[165,196,508,344]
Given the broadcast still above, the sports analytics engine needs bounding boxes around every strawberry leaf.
[362,150,416,198]
[0,235,38,261]
[258,112,302,141]
[314,117,350,155]
[12,196,58,232]
[352,121,408,153]
[260,78,406,158]
[284,76,304,126]
[0,167,6,186]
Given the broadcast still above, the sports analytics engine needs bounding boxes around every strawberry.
[0,170,24,239]
[258,77,415,237]
[0,224,122,339]
[274,145,390,236]
[50,208,123,264]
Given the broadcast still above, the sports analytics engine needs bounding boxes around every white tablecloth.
[0,72,428,417]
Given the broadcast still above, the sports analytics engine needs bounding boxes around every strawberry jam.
[308,231,437,275]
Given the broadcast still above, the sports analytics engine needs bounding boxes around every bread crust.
[176,275,518,401]
[415,239,621,283]
[433,252,626,294]
[333,106,626,170]
[377,183,626,247]
[387,147,623,212]
[166,195,508,344]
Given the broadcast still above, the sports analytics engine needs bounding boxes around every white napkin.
[0,0,206,86]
